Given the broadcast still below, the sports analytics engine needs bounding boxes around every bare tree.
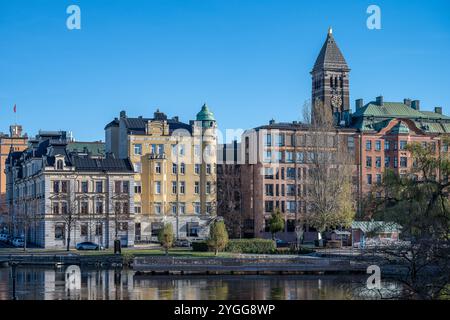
[303,99,356,241]
[217,164,242,238]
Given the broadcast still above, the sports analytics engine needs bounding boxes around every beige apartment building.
[105,105,217,241]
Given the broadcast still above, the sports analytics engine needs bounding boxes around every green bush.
[225,239,276,254]
[191,241,209,252]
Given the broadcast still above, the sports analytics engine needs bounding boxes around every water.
[0,266,400,300]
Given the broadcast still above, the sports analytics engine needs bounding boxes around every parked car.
[12,237,25,247]
[175,239,191,247]
[76,242,104,251]
[275,238,289,248]
[0,233,9,242]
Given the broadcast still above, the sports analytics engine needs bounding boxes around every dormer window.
[56,160,64,170]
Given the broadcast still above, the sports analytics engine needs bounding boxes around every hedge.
[225,239,276,254]
[191,241,209,252]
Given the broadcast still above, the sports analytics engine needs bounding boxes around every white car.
[12,238,25,247]
[0,234,9,242]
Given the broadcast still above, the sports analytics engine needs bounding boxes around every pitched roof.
[313,28,349,72]
[71,156,133,172]
[67,141,105,157]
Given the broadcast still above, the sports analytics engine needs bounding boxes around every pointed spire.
[312,28,349,72]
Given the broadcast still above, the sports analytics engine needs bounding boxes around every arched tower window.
[340,76,343,88]
[330,77,333,88]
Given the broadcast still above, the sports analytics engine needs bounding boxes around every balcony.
[148,153,166,160]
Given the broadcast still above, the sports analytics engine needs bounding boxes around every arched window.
[57,160,64,170]
[340,76,343,88]
[330,77,333,88]
[334,77,338,88]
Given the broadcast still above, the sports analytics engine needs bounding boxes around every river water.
[0,266,401,300]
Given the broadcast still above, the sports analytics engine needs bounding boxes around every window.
[287,201,296,213]
[81,202,89,214]
[154,203,162,215]
[96,201,103,214]
[134,183,142,194]
[296,152,304,163]
[265,134,272,146]
[123,202,129,214]
[57,159,64,170]
[180,181,185,194]
[206,202,212,214]
[61,202,68,215]
[180,163,185,174]
[171,204,177,215]
[123,181,129,193]
[194,181,200,194]
[265,184,274,196]
[53,181,60,193]
[95,224,103,236]
[400,140,407,150]
[80,224,88,237]
[171,181,177,194]
[285,151,294,163]
[135,206,141,214]
[206,182,211,194]
[81,181,89,193]
[61,181,68,193]
[385,156,390,167]
[400,157,408,168]
[265,201,274,213]
[375,140,381,151]
[179,203,185,214]
[206,164,211,174]
[376,157,381,168]
[264,150,272,163]
[264,167,274,179]
[195,164,200,174]
[394,157,398,168]
[287,184,296,196]
[155,181,161,194]
[366,140,372,151]
[367,174,372,185]
[52,202,59,214]
[187,222,200,237]
[366,156,372,167]
[172,163,177,174]
[385,140,390,150]
[286,168,296,179]
[194,203,201,214]
[115,181,121,193]
[277,134,285,147]
[276,151,282,162]
[376,174,382,184]
[393,142,398,151]
[95,181,103,193]
[134,144,142,155]
[55,224,65,240]
[155,162,161,174]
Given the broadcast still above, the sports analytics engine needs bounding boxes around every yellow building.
[105,105,217,240]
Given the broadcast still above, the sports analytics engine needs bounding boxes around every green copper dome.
[196,103,215,121]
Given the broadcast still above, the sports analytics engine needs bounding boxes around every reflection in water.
[0,266,400,300]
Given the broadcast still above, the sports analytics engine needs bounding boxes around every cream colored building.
[105,105,217,240]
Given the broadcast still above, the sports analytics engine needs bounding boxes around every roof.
[196,104,216,121]
[118,113,193,135]
[67,141,105,157]
[351,221,401,233]
[351,101,450,134]
[313,28,349,72]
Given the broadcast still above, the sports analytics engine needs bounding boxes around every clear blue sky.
[1,0,449,142]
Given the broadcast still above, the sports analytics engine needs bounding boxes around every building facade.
[0,125,28,230]
[218,28,450,241]
[5,131,135,249]
[105,105,217,241]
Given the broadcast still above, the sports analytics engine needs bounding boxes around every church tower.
[311,27,350,126]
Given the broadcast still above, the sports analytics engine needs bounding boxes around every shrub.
[191,241,209,252]
[225,239,276,254]
[207,221,229,256]
[158,223,174,255]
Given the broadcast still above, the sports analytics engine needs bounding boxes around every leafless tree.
[302,99,356,239]
[217,164,242,238]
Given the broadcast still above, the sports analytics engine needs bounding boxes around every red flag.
[13,104,16,113]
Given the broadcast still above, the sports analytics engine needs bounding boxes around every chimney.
[120,110,127,119]
[411,100,420,111]
[269,119,275,125]
[376,96,384,106]
[355,99,364,110]
[435,106,442,114]
[404,99,412,107]
[172,116,179,122]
